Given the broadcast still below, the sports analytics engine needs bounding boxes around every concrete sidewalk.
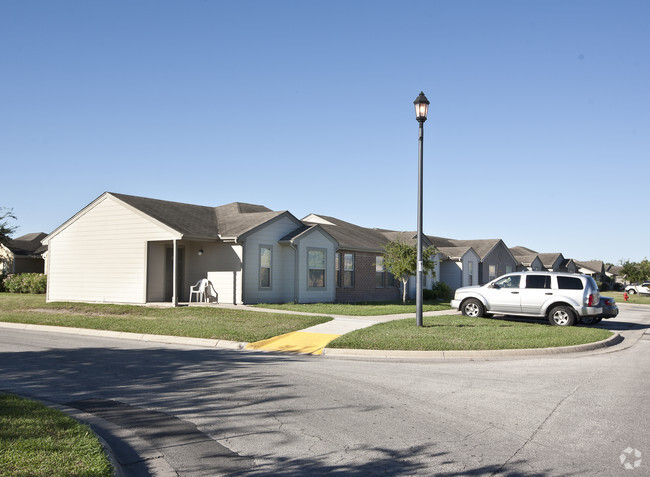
[243,307,456,355]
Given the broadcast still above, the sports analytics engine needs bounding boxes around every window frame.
[376,256,385,288]
[488,264,497,281]
[259,244,273,290]
[307,248,327,289]
[343,253,355,288]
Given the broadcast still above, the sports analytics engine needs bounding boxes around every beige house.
[43,192,338,305]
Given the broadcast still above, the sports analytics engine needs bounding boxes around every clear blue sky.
[2,1,648,265]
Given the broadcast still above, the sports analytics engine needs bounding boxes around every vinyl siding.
[242,216,301,304]
[479,242,517,284]
[47,195,176,303]
[440,261,462,290]
[295,233,336,303]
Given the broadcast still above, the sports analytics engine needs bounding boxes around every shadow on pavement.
[0,340,596,476]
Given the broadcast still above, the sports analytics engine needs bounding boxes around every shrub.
[3,273,47,294]
[424,281,453,301]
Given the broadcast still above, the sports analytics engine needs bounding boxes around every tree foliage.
[383,240,438,304]
[619,259,650,283]
[0,207,17,246]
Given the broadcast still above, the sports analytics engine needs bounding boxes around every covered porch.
[146,239,243,306]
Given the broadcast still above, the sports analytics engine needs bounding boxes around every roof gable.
[302,215,394,252]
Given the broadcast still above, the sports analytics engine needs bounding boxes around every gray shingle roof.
[510,252,539,266]
[429,236,501,260]
[6,233,48,256]
[111,193,286,240]
[536,253,563,269]
[302,215,397,252]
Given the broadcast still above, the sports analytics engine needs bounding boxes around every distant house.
[606,265,623,285]
[509,247,544,271]
[429,236,517,286]
[511,246,577,273]
[574,260,606,281]
[435,245,480,290]
[0,233,47,275]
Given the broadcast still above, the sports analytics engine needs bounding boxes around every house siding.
[479,242,518,284]
[440,261,462,291]
[242,216,301,304]
[47,195,175,304]
[335,250,400,303]
[295,233,337,304]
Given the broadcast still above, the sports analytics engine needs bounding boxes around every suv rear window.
[526,275,551,289]
[557,276,584,290]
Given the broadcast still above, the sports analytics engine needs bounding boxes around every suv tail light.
[588,294,595,306]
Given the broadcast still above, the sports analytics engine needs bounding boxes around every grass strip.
[605,291,650,305]
[0,393,112,477]
[327,314,614,351]
[0,293,331,343]
[254,300,451,316]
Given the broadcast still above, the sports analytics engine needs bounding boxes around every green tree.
[0,207,17,246]
[383,240,438,304]
[619,259,650,283]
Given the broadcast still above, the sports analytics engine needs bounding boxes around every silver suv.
[450,271,602,326]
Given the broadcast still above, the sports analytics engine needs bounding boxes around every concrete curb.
[322,332,624,359]
[0,321,626,359]
[0,321,248,351]
[3,392,179,477]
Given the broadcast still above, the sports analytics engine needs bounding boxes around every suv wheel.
[548,305,576,326]
[628,289,637,294]
[462,298,485,318]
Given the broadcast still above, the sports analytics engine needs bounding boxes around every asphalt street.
[0,304,648,476]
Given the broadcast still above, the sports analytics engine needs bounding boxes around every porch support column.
[172,239,179,306]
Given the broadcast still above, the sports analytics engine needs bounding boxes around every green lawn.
[254,300,451,316]
[0,393,112,477]
[327,314,614,351]
[606,291,650,305]
[0,293,331,342]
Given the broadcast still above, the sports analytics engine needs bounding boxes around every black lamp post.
[414,92,429,327]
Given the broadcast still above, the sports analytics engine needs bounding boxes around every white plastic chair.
[189,278,209,304]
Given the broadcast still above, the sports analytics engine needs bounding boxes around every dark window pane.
[526,275,551,289]
[309,269,325,288]
[260,268,270,288]
[557,276,583,290]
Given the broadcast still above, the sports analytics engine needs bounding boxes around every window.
[260,245,272,288]
[335,253,341,288]
[386,270,395,287]
[376,256,385,288]
[343,253,355,288]
[557,276,583,290]
[488,264,497,280]
[494,275,520,289]
[505,266,512,274]
[526,275,551,289]
[468,262,474,286]
[308,249,326,288]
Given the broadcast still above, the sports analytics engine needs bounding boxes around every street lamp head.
[413,91,429,123]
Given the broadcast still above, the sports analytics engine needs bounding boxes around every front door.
[484,274,522,314]
[165,247,184,302]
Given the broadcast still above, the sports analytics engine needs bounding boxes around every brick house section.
[335,250,400,303]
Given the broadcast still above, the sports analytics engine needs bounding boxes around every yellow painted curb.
[246,331,341,355]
